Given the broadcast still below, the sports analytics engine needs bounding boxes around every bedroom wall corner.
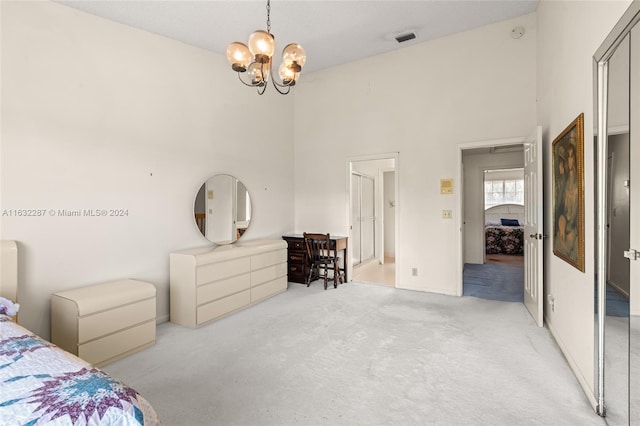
[293,12,537,295]
[0,1,295,339]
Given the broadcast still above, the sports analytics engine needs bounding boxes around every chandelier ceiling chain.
[226,0,306,95]
[266,0,271,34]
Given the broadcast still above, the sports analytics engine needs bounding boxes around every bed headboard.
[485,204,524,225]
[1,240,18,302]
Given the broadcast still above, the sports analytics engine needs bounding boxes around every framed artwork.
[552,113,585,272]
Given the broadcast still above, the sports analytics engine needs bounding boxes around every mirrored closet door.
[594,2,639,424]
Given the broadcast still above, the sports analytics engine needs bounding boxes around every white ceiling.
[56,0,538,74]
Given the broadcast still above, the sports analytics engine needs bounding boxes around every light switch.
[442,210,452,219]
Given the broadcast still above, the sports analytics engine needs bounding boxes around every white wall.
[462,151,525,264]
[536,0,633,406]
[294,13,537,295]
[0,1,295,338]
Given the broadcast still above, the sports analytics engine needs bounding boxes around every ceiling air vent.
[395,32,416,43]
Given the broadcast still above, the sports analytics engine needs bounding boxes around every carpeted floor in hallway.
[463,255,524,303]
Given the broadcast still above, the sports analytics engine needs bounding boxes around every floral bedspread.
[485,225,524,255]
[0,315,161,425]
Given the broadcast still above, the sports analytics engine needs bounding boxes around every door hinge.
[624,248,639,261]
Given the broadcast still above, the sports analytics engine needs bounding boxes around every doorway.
[348,154,398,287]
[456,130,544,325]
[461,147,525,302]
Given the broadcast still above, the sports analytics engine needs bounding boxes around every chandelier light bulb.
[278,63,298,85]
[247,62,266,86]
[226,42,252,72]
[282,43,306,72]
[248,30,275,63]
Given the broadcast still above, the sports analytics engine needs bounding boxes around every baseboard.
[545,315,598,412]
[397,284,458,297]
[156,314,169,325]
[606,279,630,298]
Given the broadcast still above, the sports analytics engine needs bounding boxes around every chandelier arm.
[268,63,293,92]
[257,83,267,95]
[237,72,258,88]
[271,82,291,95]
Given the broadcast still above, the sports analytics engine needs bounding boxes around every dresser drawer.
[197,289,251,325]
[78,319,155,367]
[78,298,155,344]
[252,249,286,269]
[251,276,287,302]
[197,273,250,304]
[252,262,287,287]
[197,257,250,285]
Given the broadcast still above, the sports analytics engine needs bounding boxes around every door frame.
[455,137,526,297]
[347,152,399,286]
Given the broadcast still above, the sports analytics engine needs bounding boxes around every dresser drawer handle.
[290,266,298,272]
[290,255,304,262]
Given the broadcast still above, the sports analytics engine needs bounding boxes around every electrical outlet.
[442,210,452,219]
[547,294,555,312]
[412,268,418,276]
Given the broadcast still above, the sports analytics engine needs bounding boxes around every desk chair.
[303,232,343,290]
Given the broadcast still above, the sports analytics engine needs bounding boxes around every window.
[484,179,524,207]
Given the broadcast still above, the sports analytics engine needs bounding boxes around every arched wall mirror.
[593,2,639,424]
[193,174,252,245]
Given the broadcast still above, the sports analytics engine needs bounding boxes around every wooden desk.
[282,234,348,284]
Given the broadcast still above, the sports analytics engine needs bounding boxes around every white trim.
[545,316,599,411]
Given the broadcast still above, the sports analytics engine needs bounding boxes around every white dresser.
[51,279,156,367]
[170,239,287,328]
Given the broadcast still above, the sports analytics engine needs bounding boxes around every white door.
[524,126,544,327]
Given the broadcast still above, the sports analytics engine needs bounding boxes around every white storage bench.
[51,279,156,367]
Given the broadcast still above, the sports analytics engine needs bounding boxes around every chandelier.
[225,0,306,95]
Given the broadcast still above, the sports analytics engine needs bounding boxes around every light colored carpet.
[105,282,605,426]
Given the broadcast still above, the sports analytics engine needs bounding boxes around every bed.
[484,204,525,256]
[0,241,161,425]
